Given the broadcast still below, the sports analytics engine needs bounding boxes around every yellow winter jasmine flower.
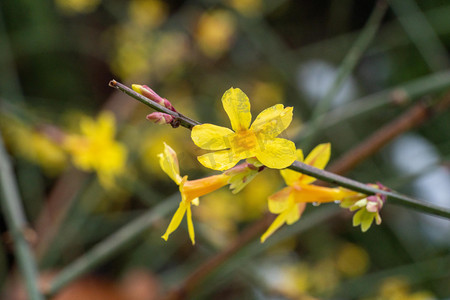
[191,88,296,171]
[63,111,127,189]
[159,143,230,245]
[0,115,67,174]
[261,143,357,242]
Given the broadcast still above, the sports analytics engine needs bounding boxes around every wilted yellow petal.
[255,138,296,169]
[222,88,251,132]
[251,105,293,139]
[158,143,183,184]
[197,149,240,171]
[186,205,195,245]
[162,202,187,241]
[299,143,331,184]
[191,124,234,150]
[260,211,287,243]
[280,149,304,185]
[268,187,292,213]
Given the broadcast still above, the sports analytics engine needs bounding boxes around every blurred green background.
[1,0,450,299]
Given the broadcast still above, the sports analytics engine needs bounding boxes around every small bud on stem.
[132,84,176,112]
[146,112,175,125]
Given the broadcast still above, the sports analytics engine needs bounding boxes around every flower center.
[231,130,258,156]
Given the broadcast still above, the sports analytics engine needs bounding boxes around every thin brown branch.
[162,214,275,300]
[328,92,450,175]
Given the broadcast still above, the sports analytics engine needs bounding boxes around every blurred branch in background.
[294,70,450,143]
[303,0,388,149]
[1,0,450,299]
[45,194,178,297]
[328,91,450,175]
[389,0,449,72]
[0,135,43,300]
[0,3,25,104]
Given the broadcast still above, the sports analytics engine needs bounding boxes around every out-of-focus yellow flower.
[310,258,339,295]
[191,88,296,171]
[110,26,188,81]
[336,243,370,277]
[261,144,357,242]
[159,143,230,245]
[260,262,312,298]
[371,277,436,300]
[251,81,285,111]
[29,131,68,174]
[195,189,240,246]
[0,115,67,174]
[129,0,168,28]
[196,169,278,246]
[63,111,127,189]
[227,0,263,17]
[54,0,101,14]
[195,9,236,58]
[110,28,151,80]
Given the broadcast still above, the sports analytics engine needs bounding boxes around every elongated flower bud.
[146,112,174,125]
[132,84,176,111]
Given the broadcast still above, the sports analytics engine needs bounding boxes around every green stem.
[110,81,450,220]
[46,194,179,296]
[0,134,44,300]
[109,80,200,129]
[302,0,388,148]
[288,161,450,219]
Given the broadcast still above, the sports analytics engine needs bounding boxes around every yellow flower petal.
[251,105,293,139]
[181,173,230,202]
[299,143,331,184]
[260,211,288,243]
[158,143,183,184]
[255,138,296,169]
[285,202,306,225]
[197,149,241,171]
[268,187,292,213]
[291,184,349,203]
[222,88,251,132]
[162,202,187,241]
[186,205,195,245]
[191,124,235,150]
[280,149,304,185]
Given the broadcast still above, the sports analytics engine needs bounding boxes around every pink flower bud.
[146,112,174,125]
[132,84,177,112]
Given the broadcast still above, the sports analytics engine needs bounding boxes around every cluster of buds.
[132,84,179,127]
[340,183,389,232]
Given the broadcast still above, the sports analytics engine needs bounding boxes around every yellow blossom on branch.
[191,88,296,171]
[63,111,127,189]
[159,143,230,245]
[261,143,357,242]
